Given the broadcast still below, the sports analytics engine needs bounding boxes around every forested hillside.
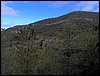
[1,11,99,75]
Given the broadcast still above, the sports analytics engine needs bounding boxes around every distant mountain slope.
[5,11,99,31]
[1,11,99,75]
[33,11,99,25]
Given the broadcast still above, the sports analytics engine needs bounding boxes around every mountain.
[1,11,99,75]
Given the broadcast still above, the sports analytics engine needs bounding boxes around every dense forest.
[1,11,99,75]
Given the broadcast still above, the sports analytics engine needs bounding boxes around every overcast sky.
[1,1,99,29]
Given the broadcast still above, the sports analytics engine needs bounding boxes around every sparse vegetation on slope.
[1,11,99,75]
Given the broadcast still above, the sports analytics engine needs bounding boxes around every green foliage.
[1,11,99,75]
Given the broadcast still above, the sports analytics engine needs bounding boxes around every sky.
[1,1,99,29]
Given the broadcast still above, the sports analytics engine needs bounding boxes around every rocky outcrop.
[39,36,52,49]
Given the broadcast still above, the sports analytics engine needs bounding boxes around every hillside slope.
[1,11,99,75]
